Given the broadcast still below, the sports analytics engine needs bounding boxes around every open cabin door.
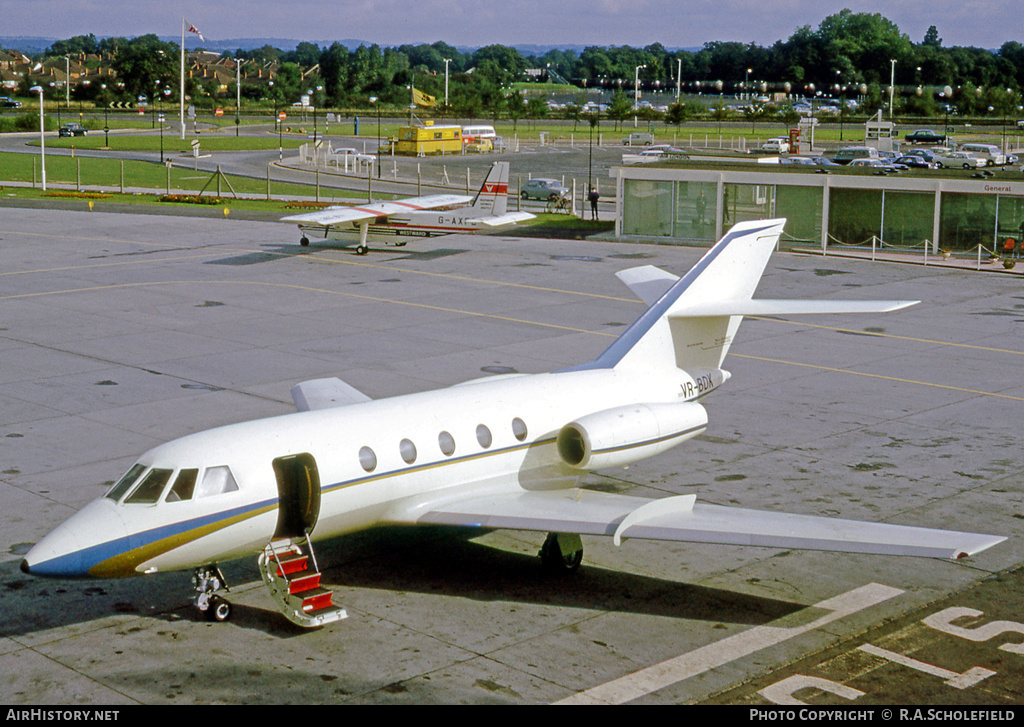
[272,453,321,539]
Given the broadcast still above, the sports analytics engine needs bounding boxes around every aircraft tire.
[356,245,368,255]
[300,237,310,247]
[540,533,583,574]
[208,596,232,622]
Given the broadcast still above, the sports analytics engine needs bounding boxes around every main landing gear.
[539,532,583,573]
[192,564,232,622]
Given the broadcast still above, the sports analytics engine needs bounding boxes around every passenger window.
[512,418,528,441]
[106,463,146,501]
[438,431,456,456]
[400,438,417,464]
[476,424,492,449]
[125,468,173,504]
[166,469,199,502]
[196,466,239,498]
[358,446,377,472]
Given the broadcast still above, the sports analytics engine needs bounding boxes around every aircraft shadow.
[0,527,803,639]
[313,526,805,626]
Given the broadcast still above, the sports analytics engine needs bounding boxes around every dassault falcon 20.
[22,220,1004,627]
[279,160,535,254]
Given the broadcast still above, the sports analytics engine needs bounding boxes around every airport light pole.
[889,59,896,121]
[443,58,451,108]
[634,64,646,127]
[30,86,46,191]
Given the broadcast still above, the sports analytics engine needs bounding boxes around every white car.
[331,147,375,166]
[761,138,790,153]
[935,151,983,169]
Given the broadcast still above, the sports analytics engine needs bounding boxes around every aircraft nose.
[21,498,130,578]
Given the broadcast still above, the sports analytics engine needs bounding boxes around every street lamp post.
[634,64,646,127]
[443,58,451,108]
[889,59,896,120]
[30,86,46,191]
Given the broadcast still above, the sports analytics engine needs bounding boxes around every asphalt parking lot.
[1,207,1021,705]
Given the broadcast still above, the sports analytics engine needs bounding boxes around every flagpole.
[180,17,185,139]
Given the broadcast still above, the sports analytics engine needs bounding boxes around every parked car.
[761,137,790,153]
[904,129,946,144]
[58,123,88,137]
[959,143,1005,166]
[621,132,654,146]
[331,147,374,166]
[895,155,938,169]
[521,178,569,201]
[935,151,983,169]
[832,146,880,164]
[0,96,22,108]
[904,148,942,164]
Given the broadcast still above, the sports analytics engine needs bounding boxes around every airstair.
[258,534,348,628]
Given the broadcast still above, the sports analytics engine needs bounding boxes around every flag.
[412,88,436,107]
[186,20,204,41]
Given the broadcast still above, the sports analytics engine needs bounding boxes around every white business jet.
[22,220,1004,627]
[280,160,535,254]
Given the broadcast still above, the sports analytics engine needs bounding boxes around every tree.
[111,34,178,100]
[923,26,942,47]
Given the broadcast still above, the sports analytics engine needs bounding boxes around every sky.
[2,0,1019,50]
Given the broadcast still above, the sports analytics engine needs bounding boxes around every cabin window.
[358,446,377,472]
[400,438,417,465]
[438,431,456,456]
[512,418,528,441]
[166,469,199,502]
[476,424,492,449]
[196,466,239,498]
[125,468,173,504]
[106,463,147,501]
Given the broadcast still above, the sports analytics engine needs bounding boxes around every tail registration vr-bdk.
[22,219,1005,627]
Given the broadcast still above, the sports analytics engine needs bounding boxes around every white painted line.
[555,582,904,705]
[857,643,995,689]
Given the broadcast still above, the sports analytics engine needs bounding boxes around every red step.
[289,571,321,595]
[301,587,334,612]
[275,553,308,577]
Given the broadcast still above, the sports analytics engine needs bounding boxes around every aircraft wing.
[280,194,474,227]
[404,489,1004,560]
[291,377,372,411]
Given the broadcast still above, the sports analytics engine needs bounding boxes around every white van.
[622,132,654,146]
[959,143,1005,166]
[833,146,880,165]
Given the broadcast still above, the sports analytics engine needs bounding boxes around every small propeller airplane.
[22,219,1004,627]
[280,160,535,254]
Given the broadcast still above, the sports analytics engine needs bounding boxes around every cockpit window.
[196,466,239,498]
[166,469,199,502]
[106,463,147,501]
[125,468,173,504]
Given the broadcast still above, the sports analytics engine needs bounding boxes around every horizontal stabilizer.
[408,489,1004,560]
[615,265,680,305]
[470,211,537,227]
[291,377,372,412]
[670,298,919,318]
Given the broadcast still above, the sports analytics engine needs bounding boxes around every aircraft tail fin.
[568,219,917,374]
[468,161,510,217]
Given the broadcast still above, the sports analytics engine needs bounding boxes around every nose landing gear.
[192,564,232,622]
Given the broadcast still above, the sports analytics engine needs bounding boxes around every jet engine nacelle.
[556,402,708,471]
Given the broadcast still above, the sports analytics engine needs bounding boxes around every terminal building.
[610,161,1024,256]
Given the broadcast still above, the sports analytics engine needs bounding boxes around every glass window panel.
[723,183,775,226]
[996,195,1024,256]
[358,446,377,472]
[940,193,997,251]
[882,192,934,249]
[476,424,492,449]
[775,185,823,246]
[438,431,456,456]
[673,181,717,240]
[829,188,883,246]
[166,469,199,502]
[125,468,173,504]
[511,418,528,442]
[623,179,673,236]
[197,466,239,498]
[400,438,417,465]
[106,463,147,501]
